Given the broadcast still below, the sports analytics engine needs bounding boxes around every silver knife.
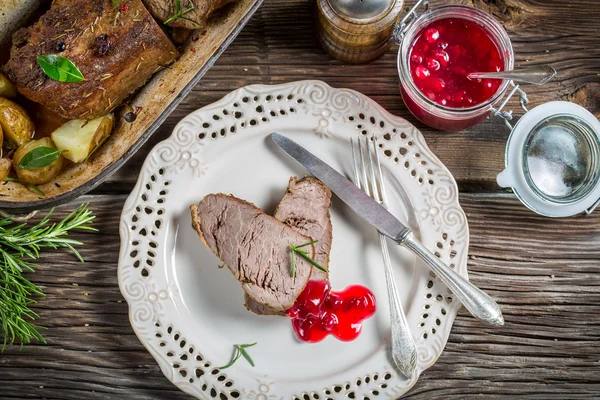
[271,133,504,326]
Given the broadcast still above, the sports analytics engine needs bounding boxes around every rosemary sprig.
[164,0,198,25]
[289,240,327,278]
[111,0,119,6]
[0,204,96,350]
[219,342,257,369]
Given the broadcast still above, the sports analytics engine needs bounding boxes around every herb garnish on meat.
[164,0,199,25]
[37,55,84,83]
[290,240,328,278]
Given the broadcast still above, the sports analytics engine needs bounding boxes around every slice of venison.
[245,176,333,315]
[190,193,313,313]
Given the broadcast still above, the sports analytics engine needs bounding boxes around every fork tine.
[372,136,390,208]
[366,136,382,203]
[357,136,371,197]
[350,138,362,189]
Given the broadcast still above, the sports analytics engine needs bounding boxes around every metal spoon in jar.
[468,65,557,85]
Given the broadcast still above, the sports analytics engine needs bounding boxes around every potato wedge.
[13,137,64,185]
[0,72,17,98]
[51,114,114,163]
[0,97,34,147]
[0,158,11,182]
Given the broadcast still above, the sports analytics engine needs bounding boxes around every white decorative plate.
[118,80,469,399]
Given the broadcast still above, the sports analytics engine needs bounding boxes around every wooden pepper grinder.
[316,0,405,64]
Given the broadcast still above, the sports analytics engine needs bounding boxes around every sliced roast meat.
[275,177,333,279]
[4,0,178,120]
[143,0,237,29]
[245,176,333,315]
[190,193,314,313]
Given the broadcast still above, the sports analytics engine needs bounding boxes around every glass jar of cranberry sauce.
[395,4,514,131]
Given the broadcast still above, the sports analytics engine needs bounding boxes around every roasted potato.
[0,97,34,147]
[0,158,11,182]
[13,137,64,185]
[0,72,17,98]
[51,114,114,163]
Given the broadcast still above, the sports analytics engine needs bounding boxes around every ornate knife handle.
[401,232,504,326]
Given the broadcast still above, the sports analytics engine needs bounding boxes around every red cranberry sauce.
[409,18,504,108]
[287,280,376,343]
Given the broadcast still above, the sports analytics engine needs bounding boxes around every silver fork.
[351,136,417,378]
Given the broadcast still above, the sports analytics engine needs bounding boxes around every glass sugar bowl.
[394,1,515,131]
[497,101,600,217]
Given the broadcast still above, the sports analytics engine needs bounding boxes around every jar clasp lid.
[490,81,530,129]
[392,0,429,44]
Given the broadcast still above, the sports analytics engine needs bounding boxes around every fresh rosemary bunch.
[0,204,96,350]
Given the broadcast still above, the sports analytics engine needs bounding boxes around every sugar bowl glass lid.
[497,101,600,217]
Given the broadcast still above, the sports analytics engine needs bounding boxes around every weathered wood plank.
[95,0,600,193]
[0,193,598,399]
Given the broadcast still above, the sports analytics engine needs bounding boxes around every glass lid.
[497,101,600,217]
[523,114,599,203]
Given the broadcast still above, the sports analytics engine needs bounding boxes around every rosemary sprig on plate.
[289,240,327,278]
[0,204,96,350]
[164,0,198,25]
[219,342,257,369]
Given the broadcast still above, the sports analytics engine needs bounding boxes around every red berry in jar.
[408,17,504,109]
[427,58,441,71]
[414,65,430,80]
[437,41,449,49]
[430,78,446,92]
[411,53,423,64]
[433,50,449,67]
[425,28,440,43]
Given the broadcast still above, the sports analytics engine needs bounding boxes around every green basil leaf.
[37,55,84,83]
[18,147,60,170]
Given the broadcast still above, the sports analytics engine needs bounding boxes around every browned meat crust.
[143,0,238,29]
[245,176,334,316]
[190,193,314,313]
[4,0,178,120]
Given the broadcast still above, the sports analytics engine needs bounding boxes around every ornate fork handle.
[352,136,417,378]
[379,232,417,377]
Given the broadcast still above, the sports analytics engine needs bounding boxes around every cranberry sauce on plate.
[287,280,376,343]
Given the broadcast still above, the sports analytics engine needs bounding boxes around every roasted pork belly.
[4,0,178,120]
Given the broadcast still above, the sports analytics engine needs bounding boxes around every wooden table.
[2,0,600,399]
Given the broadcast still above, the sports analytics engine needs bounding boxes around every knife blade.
[271,132,411,243]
